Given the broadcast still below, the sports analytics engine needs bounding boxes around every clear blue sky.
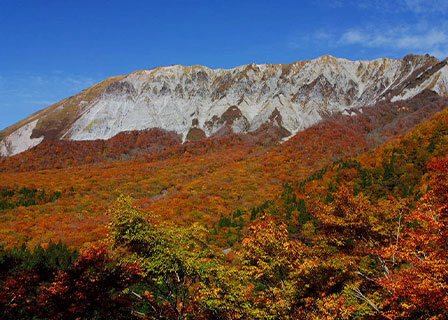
[1,0,447,130]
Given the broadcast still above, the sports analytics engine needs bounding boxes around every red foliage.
[0,272,41,317]
[0,128,182,172]
[379,157,448,319]
[38,245,139,319]
[0,94,446,248]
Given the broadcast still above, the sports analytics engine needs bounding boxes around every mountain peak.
[1,54,447,157]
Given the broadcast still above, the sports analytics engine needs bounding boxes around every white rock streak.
[2,55,448,156]
[0,120,44,156]
[68,56,447,142]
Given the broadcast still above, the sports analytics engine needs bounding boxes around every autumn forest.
[1,91,448,319]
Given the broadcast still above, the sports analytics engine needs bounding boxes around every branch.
[351,287,394,320]
[132,290,143,300]
[7,295,16,306]
[355,271,379,284]
[392,209,403,266]
[377,256,390,278]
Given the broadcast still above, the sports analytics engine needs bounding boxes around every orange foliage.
[0,94,446,249]
[379,157,448,319]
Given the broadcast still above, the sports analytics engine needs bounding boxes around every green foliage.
[26,241,78,277]
[0,187,62,211]
[0,242,79,320]
[297,198,309,225]
[109,195,222,319]
[218,214,232,229]
[108,195,154,254]
[249,200,274,221]
[0,241,77,278]
[303,165,329,183]
[1,100,448,319]
[211,209,247,246]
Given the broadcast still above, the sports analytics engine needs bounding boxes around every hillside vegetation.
[0,94,447,319]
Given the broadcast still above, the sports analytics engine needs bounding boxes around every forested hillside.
[0,89,447,318]
[1,105,447,319]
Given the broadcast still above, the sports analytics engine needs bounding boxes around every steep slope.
[1,54,448,157]
[0,90,446,247]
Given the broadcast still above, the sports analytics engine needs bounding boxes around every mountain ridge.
[1,54,447,157]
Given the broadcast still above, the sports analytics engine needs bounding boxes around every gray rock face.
[1,54,448,157]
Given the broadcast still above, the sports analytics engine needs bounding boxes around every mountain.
[0,85,446,247]
[1,54,448,319]
[1,54,448,157]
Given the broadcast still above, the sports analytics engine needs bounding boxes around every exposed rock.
[2,54,448,157]
[186,127,206,141]
[204,106,250,135]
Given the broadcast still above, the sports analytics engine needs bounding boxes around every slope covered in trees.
[1,154,447,319]
[0,93,447,248]
[0,91,447,318]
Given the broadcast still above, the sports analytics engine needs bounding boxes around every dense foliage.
[0,95,447,318]
[1,153,447,319]
[0,187,62,210]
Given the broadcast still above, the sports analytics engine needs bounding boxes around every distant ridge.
[1,54,448,157]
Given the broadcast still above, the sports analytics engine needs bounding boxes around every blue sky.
[1,0,447,130]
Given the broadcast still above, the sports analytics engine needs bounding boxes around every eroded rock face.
[204,106,250,135]
[2,54,448,157]
[186,127,206,141]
